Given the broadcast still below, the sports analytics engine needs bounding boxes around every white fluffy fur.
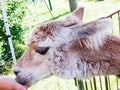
[53,18,112,50]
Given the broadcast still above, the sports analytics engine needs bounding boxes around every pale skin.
[0,76,29,90]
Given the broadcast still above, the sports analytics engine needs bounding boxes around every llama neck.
[50,34,120,79]
[75,34,120,78]
[83,35,120,77]
[101,35,120,60]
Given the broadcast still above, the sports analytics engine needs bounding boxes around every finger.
[23,85,30,89]
[16,85,27,90]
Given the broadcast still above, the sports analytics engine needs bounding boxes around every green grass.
[28,76,77,90]
[23,0,69,29]
[21,1,120,90]
[27,75,120,90]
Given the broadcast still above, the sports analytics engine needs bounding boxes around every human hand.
[0,76,29,90]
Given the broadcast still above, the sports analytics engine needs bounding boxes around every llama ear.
[63,7,84,26]
[72,7,84,20]
[67,18,113,50]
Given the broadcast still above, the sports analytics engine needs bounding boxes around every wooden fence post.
[68,0,78,12]
[77,80,84,90]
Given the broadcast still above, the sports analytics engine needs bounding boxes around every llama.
[13,7,120,86]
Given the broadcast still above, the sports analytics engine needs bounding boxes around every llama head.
[13,7,113,86]
[27,7,84,47]
[13,7,84,86]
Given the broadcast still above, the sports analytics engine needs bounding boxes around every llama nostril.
[13,69,20,76]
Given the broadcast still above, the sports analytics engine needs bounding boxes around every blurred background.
[0,0,120,90]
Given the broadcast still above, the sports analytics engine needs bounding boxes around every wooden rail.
[105,9,120,18]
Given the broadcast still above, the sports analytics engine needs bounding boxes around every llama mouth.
[15,72,52,85]
[15,75,32,85]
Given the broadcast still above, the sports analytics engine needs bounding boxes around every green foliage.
[0,60,13,75]
[111,0,120,1]
[0,0,26,74]
[84,0,103,1]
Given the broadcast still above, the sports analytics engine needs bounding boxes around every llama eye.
[35,46,49,55]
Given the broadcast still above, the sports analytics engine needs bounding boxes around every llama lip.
[15,77,28,85]
[15,75,32,85]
